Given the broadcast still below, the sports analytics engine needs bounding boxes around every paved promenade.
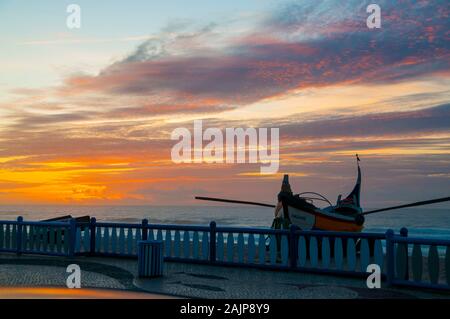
[0,253,448,299]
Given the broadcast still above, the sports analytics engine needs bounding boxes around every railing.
[0,217,74,257]
[386,229,450,291]
[78,220,387,274]
[1,216,449,291]
[291,229,386,275]
[78,218,212,260]
[208,225,387,277]
[74,219,389,280]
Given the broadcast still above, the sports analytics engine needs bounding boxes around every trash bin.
[138,240,164,278]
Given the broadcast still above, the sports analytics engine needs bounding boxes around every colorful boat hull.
[281,192,364,232]
[287,205,363,232]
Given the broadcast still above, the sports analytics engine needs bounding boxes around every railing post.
[289,224,299,269]
[89,217,96,256]
[209,221,217,263]
[400,227,409,280]
[385,229,395,286]
[69,218,76,257]
[142,219,149,241]
[17,216,23,256]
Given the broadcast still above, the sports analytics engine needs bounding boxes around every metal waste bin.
[138,240,164,278]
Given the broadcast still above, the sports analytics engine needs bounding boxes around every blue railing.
[0,217,75,257]
[79,220,386,275]
[1,216,449,291]
[386,229,450,291]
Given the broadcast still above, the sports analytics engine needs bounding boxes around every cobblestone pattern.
[1,253,449,299]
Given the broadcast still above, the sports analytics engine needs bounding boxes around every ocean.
[0,205,449,240]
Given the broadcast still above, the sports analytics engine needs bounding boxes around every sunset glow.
[0,0,449,207]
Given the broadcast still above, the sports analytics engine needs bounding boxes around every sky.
[0,0,449,208]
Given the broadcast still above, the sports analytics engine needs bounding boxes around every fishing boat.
[276,157,364,232]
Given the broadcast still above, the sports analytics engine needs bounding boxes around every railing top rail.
[149,224,211,231]
[216,226,290,235]
[16,218,390,239]
[0,220,18,225]
[216,227,387,238]
[93,221,143,229]
[22,221,71,227]
[0,220,70,227]
[295,229,387,239]
[93,221,211,232]
[82,222,389,238]
[393,235,450,246]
